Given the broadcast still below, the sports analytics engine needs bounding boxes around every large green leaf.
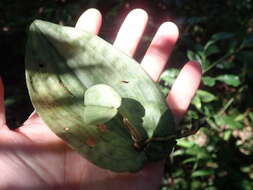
[25,20,177,172]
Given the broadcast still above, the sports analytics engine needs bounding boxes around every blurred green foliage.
[159,1,253,189]
[1,0,253,189]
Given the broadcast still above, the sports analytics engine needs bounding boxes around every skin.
[0,9,202,190]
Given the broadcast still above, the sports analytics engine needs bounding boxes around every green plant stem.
[217,85,246,116]
[203,52,234,74]
[203,44,244,74]
[206,117,219,130]
[217,98,235,116]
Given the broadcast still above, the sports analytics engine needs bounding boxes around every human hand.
[0,8,201,190]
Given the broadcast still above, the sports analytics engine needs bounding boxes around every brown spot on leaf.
[97,124,108,132]
[64,127,70,131]
[86,137,96,148]
[121,80,129,83]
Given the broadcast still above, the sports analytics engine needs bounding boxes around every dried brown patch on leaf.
[86,136,97,148]
[97,124,108,132]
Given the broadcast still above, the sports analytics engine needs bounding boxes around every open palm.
[0,9,201,190]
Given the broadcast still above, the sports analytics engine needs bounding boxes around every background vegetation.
[1,0,253,189]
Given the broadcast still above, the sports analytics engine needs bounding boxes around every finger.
[167,61,202,123]
[113,9,148,56]
[0,77,7,128]
[141,22,179,81]
[75,8,102,34]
